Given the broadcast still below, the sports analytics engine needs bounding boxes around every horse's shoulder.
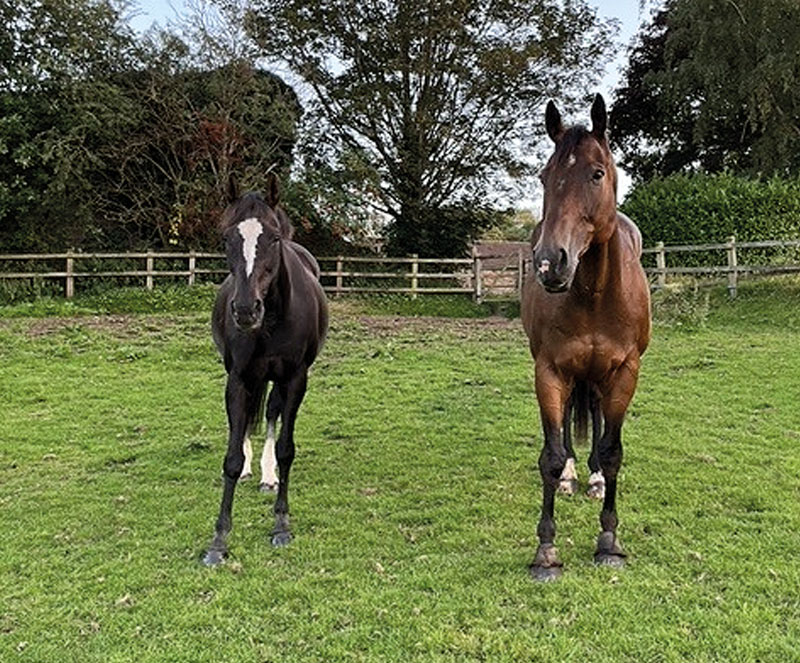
[616,212,642,258]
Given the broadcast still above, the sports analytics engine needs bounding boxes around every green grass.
[1,283,799,661]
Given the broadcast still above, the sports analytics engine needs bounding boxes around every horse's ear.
[545,100,564,143]
[590,93,607,140]
[226,173,240,204]
[265,172,281,208]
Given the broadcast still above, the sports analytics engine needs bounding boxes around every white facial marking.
[567,154,576,167]
[538,259,551,274]
[260,421,278,487]
[237,218,263,277]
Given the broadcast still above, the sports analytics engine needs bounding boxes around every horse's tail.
[573,380,590,445]
[246,381,269,437]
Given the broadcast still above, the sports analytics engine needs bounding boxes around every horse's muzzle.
[231,299,263,331]
[534,248,571,293]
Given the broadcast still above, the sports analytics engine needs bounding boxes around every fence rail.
[1,236,799,300]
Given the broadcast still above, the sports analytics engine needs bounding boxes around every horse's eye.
[592,169,605,182]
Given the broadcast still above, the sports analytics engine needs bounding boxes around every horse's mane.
[219,191,294,239]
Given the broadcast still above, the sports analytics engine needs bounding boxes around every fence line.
[1,236,799,300]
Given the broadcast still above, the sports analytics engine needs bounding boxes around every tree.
[241,0,616,256]
[611,0,800,182]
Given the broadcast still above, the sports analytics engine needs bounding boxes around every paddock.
[1,286,799,661]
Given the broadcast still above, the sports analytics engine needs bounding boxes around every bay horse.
[203,177,328,566]
[521,94,650,581]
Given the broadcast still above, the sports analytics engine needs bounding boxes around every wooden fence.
[1,236,799,300]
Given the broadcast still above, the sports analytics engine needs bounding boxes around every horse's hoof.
[586,482,605,500]
[558,478,578,496]
[271,531,292,547]
[594,531,626,567]
[239,472,252,482]
[202,549,226,567]
[594,552,626,568]
[259,482,278,494]
[529,543,563,582]
[529,563,563,582]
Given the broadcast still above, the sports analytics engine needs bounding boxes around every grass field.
[1,285,799,662]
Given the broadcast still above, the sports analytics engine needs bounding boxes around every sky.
[128,0,650,203]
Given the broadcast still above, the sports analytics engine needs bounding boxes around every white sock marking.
[241,435,253,477]
[589,471,605,486]
[560,457,577,481]
[260,421,278,486]
[237,218,263,276]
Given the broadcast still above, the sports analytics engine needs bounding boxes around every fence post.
[188,250,196,286]
[655,241,666,289]
[335,256,343,297]
[146,250,154,290]
[65,250,74,298]
[472,245,483,302]
[410,254,419,299]
[726,235,738,299]
[517,247,525,297]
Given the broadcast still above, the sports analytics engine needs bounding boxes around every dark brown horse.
[203,177,328,566]
[521,94,650,581]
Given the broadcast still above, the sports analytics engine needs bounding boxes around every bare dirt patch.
[356,314,523,339]
[23,315,181,339]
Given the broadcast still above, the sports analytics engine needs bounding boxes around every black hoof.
[202,549,226,567]
[259,482,278,494]
[529,563,563,582]
[594,552,626,568]
[529,543,564,582]
[594,531,626,567]
[271,531,292,547]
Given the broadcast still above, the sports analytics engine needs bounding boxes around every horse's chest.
[552,332,628,380]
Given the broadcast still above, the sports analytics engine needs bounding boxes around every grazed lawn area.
[1,288,799,662]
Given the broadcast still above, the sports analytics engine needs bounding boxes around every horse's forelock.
[220,191,293,239]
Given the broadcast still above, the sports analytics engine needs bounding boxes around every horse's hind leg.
[530,367,569,581]
[259,385,281,494]
[240,433,253,481]
[558,391,578,496]
[586,388,605,500]
[271,369,307,547]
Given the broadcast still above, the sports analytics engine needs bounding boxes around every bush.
[621,173,800,248]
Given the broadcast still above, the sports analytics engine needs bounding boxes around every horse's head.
[221,177,292,332]
[534,94,618,293]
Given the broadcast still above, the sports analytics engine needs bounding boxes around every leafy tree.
[611,0,800,182]
[241,0,616,256]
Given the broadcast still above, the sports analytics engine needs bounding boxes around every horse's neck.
[265,244,292,313]
[573,220,623,299]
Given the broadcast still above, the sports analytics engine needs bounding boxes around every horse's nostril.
[254,299,262,311]
[559,248,568,270]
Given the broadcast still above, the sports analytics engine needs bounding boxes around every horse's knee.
[223,449,245,480]
[539,445,567,483]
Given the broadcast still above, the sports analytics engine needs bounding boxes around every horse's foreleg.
[204,374,249,566]
[531,367,570,581]
[594,360,639,567]
[271,370,307,547]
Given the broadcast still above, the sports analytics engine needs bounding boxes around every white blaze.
[567,154,576,167]
[237,218,263,276]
